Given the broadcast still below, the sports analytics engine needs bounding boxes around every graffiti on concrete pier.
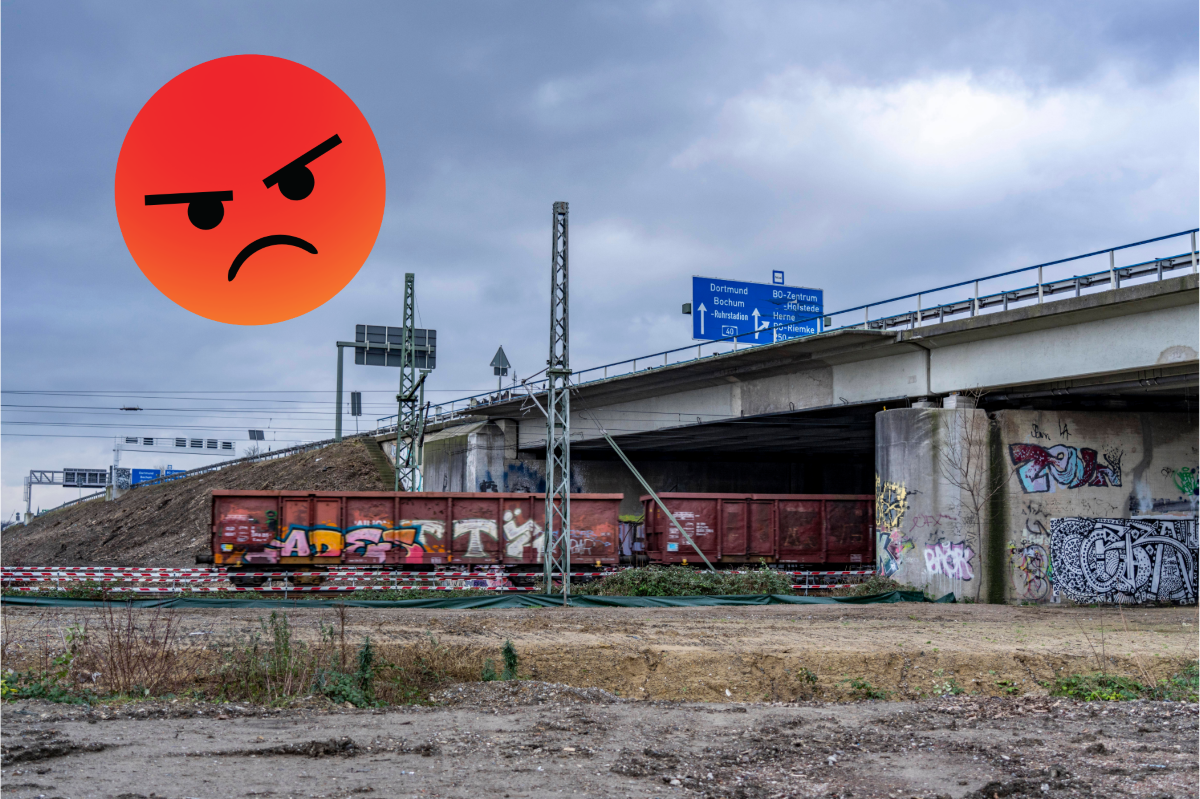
[1050,517,1197,604]
[1009,444,1122,493]
[924,539,975,581]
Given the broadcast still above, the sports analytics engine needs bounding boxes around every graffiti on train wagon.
[502,507,544,558]
[924,539,975,581]
[453,519,500,558]
[264,520,445,562]
[1051,517,1198,604]
[570,531,602,557]
[1009,444,1122,493]
[343,520,444,562]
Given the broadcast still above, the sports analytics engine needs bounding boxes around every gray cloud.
[3,1,1196,516]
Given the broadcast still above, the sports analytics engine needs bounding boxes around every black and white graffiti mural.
[1050,517,1197,604]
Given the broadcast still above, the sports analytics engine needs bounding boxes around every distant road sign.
[691,276,823,345]
[62,468,108,488]
[131,469,160,485]
[490,346,510,376]
[131,469,187,485]
[354,324,436,369]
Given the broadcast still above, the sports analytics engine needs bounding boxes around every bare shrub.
[85,605,186,695]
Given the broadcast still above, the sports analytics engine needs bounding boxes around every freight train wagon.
[210,490,623,574]
[641,493,874,568]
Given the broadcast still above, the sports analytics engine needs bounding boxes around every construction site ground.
[2,602,1196,798]
[3,689,1197,799]
[4,602,1194,702]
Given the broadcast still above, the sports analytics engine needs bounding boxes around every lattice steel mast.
[394,272,425,491]
[543,201,571,600]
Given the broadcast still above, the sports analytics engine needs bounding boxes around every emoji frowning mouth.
[228,235,318,281]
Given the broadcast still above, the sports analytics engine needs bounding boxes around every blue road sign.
[130,468,161,485]
[691,276,823,345]
[130,469,187,485]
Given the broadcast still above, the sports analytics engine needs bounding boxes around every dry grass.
[2,606,492,706]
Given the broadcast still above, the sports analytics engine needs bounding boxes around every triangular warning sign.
[490,346,511,370]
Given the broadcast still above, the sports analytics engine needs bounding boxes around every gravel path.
[3,688,1196,798]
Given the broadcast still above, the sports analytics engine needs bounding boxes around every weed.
[994,679,1019,696]
[843,678,888,700]
[1050,673,1142,702]
[1148,661,1199,702]
[1050,662,1198,703]
[481,659,498,682]
[788,666,819,699]
[569,565,794,597]
[931,670,965,696]
[501,639,519,680]
[830,575,924,598]
[315,636,378,707]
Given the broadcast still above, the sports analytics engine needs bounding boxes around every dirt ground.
[2,686,1197,799]
[3,603,1195,701]
[0,439,391,567]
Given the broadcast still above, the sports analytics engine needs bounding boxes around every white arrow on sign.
[752,308,761,339]
[697,303,707,335]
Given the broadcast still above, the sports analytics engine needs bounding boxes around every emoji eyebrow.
[263,134,342,188]
[145,190,233,205]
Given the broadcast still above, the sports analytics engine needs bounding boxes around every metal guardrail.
[130,429,380,490]
[34,489,107,516]
[386,229,1198,429]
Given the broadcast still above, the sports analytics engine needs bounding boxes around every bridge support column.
[876,407,1198,605]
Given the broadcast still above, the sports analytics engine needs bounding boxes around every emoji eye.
[145,191,232,230]
[264,135,340,200]
[274,165,315,201]
[187,198,225,229]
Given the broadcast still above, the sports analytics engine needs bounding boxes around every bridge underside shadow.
[556,402,884,498]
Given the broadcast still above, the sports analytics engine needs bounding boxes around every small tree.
[935,389,1015,601]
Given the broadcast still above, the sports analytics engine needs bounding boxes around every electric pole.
[394,273,428,491]
[544,201,572,600]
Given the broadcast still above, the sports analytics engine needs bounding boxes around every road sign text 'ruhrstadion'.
[691,277,823,344]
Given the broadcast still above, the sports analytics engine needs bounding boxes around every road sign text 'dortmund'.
[691,276,823,344]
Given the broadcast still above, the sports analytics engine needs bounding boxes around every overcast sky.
[2,1,1197,519]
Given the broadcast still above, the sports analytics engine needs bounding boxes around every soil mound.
[1,439,391,567]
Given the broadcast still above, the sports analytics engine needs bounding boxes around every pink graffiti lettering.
[906,513,957,533]
[924,540,975,580]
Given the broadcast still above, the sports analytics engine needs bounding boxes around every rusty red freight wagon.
[211,490,622,571]
[641,493,874,567]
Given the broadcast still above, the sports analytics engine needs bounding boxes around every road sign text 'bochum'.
[692,277,823,344]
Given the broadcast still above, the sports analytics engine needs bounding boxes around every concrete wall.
[876,408,1198,603]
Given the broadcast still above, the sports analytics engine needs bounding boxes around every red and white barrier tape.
[5,585,534,593]
[4,567,876,579]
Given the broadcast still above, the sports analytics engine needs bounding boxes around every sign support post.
[335,343,345,442]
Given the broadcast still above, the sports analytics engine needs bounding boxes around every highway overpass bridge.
[407,273,1195,496]
[382,258,1197,604]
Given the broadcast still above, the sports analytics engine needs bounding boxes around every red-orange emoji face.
[115,55,385,325]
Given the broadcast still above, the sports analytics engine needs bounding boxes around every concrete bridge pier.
[876,405,1197,603]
